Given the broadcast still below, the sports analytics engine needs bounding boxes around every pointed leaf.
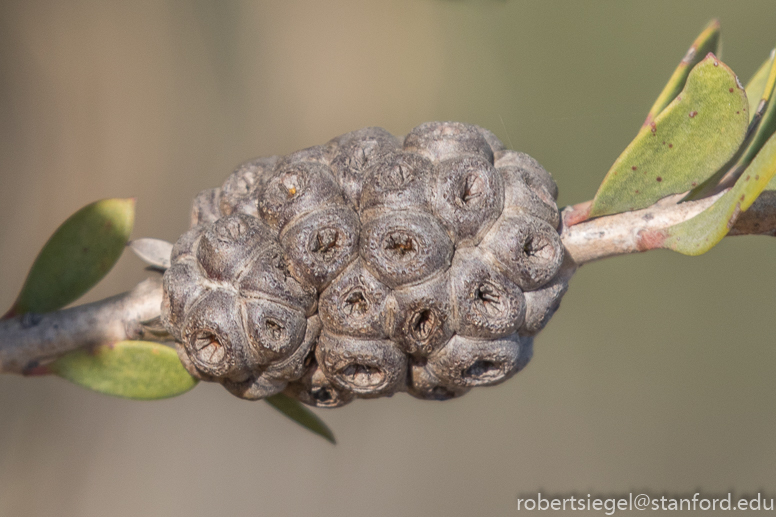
[5,199,135,318]
[129,238,173,270]
[662,128,776,255]
[589,54,748,219]
[644,19,721,126]
[265,394,336,444]
[50,340,198,400]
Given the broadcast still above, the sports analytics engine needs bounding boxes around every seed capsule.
[318,260,392,338]
[280,205,360,290]
[316,331,406,397]
[241,298,307,365]
[521,276,568,336]
[427,334,532,387]
[258,161,343,231]
[359,209,453,289]
[285,363,355,408]
[359,151,434,212]
[450,249,526,338]
[480,213,564,291]
[330,127,401,209]
[403,121,495,163]
[190,188,222,227]
[219,156,278,217]
[432,155,504,246]
[499,166,560,229]
[494,149,558,201]
[181,289,250,380]
[407,357,470,401]
[389,272,453,356]
[162,261,207,341]
[197,214,275,281]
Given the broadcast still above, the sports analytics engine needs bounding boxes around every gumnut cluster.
[162,122,569,407]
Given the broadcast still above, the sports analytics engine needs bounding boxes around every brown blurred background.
[1,1,775,516]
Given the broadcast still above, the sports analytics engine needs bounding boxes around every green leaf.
[50,340,198,400]
[745,51,774,122]
[644,19,721,126]
[588,54,749,219]
[662,128,776,255]
[265,394,336,444]
[5,198,135,318]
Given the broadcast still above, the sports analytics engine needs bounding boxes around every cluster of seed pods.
[162,122,568,407]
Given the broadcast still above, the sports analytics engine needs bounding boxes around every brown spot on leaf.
[740,194,745,201]
[691,182,697,187]
[729,88,734,93]
[656,177,662,182]
[746,175,750,181]
[631,166,637,171]
[689,111,697,118]
[755,175,760,180]
[650,122,657,134]
[668,143,673,148]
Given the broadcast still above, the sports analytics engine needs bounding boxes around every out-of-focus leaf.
[745,51,774,122]
[662,129,776,255]
[129,238,173,270]
[588,54,748,219]
[265,394,336,444]
[50,340,198,400]
[644,19,721,126]
[4,199,135,318]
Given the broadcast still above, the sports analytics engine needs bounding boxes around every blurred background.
[1,1,775,516]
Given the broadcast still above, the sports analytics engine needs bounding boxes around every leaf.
[662,128,776,255]
[129,238,173,270]
[265,394,336,444]
[4,198,135,318]
[644,19,721,126]
[745,50,774,122]
[49,340,198,400]
[588,54,749,219]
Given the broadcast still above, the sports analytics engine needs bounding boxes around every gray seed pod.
[318,259,392,338]
[191,188,222,227]
[499,167,561,229]
[480,213,564,292]
[238,242,317,316]
[359,209,453,289]
[219,156,278,218]
[403,121,494,163]
[330,127,401,209]
[258,162,343,231]
[280,205,360,291]
[389,271,453,356]
[494,149,558,201]
[241,298,307,365]
[450,249,526,338]
[432,155,504,246]
[521,276,568,336]
[316,331,407,398]
[359,150,434,213]
[427,334,532,388]
[163,122,569,404]
[182,289,252,380]
[407,357,470,401]
[284,363,355,408]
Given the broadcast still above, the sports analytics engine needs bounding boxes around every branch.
[2,191,776,374]
[561,191,776,265]
[0,277,162,373]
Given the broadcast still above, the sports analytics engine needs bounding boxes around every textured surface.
[162,122,566,405]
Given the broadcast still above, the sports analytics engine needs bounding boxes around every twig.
[0,277,162,373]
[2,191,776,374]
